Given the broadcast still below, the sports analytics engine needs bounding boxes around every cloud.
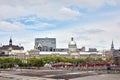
[58,7,82,20]
[85,29,105,34]
[4,15,56,31]
[26,22,56,30]
[13,36,35,50]
[0,21,22,31]
[0,0,82,20]
[1,17,119,50]
[0,0,119,20]
[0,0,120,51]
[34,16,120,50]
[36,23,55,28]
[0,5,31,20]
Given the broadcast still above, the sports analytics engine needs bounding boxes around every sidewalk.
[0,70,119,80]
[0,72,55,80]
[71,74,120,80]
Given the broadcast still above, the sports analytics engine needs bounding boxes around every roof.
[39,51,103,55]
[0,38,24,51]
[80,52,103,55]
[39,51,68,55]
[0,45,24,50]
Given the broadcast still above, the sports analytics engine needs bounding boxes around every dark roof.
[0,45,24,50]
[0,38,24,51]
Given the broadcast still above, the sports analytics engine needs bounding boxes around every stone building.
[27,49,40,58]
[68,37,80,58]
[0,38,24,56]
[112,49,120,65]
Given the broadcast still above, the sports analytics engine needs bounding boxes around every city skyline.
[0,0,120,50]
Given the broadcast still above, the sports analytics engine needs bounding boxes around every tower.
[9,37,12,46]
[111,40,114,51]
[71,37,73,41]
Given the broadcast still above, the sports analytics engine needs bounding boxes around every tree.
[27,58,44,67]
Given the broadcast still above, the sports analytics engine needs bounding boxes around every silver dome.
[68,37,76,46]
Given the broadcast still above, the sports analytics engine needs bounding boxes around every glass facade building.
[34,38,56,51]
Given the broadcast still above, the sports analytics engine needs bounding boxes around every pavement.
[0,69,120,80]
[0,72,47,80]
[72,74,120,80]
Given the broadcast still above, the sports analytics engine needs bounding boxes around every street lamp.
[94,56,96,71]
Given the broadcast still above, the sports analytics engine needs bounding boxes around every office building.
[34,38,56,51]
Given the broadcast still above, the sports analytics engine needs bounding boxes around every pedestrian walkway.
[0,70,119,80]
[0,72,56,80]
[71,74,120,80]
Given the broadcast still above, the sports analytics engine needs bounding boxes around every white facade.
[68,37,80,58]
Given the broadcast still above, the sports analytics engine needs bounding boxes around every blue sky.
[0,0,120,51]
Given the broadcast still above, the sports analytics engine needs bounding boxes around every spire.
[9,37,12,45]
[71,37,73,41]
[111,40,114,50]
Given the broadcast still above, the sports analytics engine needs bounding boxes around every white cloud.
[37,23,55,28]
[0,5,31,20]
[58,7,82,20]
[28,22,56,29]
[35,16,120,50]
[0,0,120,51]
[1,18,119,51]
[13,36,35,51]
[0,0,119,20]
[0,21,22,31]
[105,0,119,6]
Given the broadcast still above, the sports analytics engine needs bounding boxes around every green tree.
[27,58,43,67]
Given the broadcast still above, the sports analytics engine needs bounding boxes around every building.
[34,38,56,51]
[68,37,80,58]
[0,38,24,56]
[11,50,26,60]
[2,37,105,60]
[109,40,120,65]
[21,37,105,60]
[38,37,99,59]
[112,49,120,65]
[80,46,86,52]
[34,37,87,52]
[27,49,40,58]
[88,48,97,52]
[32,37,104,59]
[80,52,103,59]
[0,37,108,60]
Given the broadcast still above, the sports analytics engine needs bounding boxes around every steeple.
[71,37,73,41]
[111,40,114,50]
[9,37,12,45]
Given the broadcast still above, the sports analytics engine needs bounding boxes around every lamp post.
[94,57,96,71]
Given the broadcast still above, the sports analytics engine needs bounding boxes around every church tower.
[111,40,114,51]
[9,37,12,46]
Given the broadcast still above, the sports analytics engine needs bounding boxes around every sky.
[0,0,120,51]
